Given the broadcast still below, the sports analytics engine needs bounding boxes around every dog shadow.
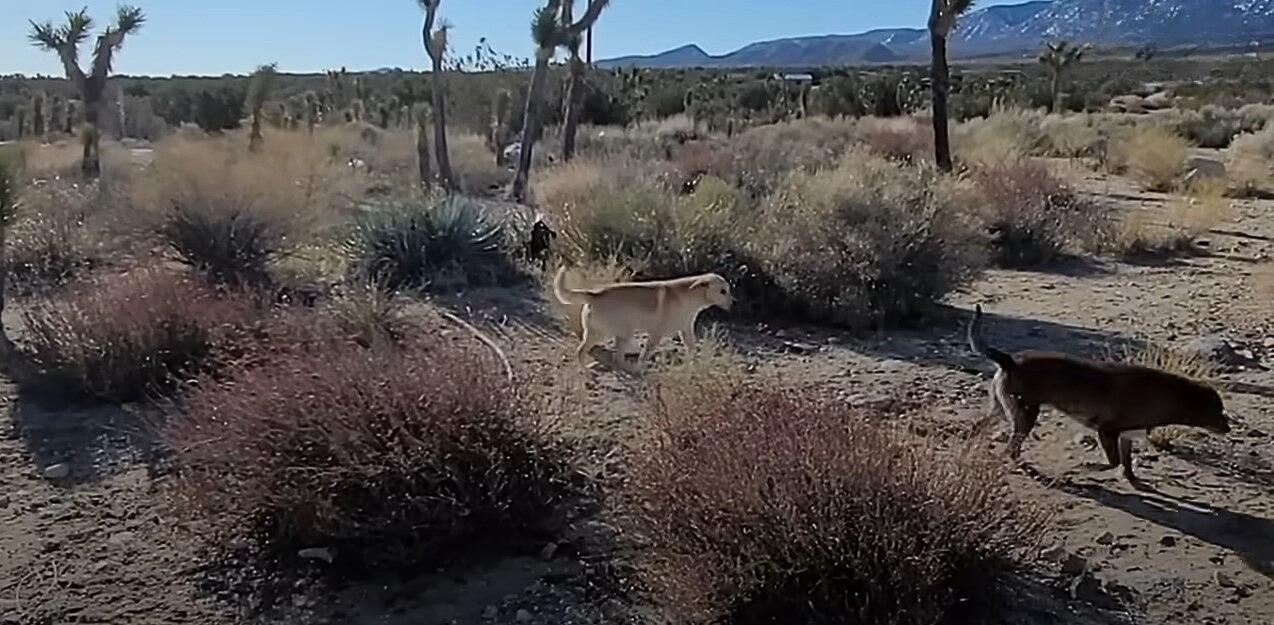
[1031,469,1274,579]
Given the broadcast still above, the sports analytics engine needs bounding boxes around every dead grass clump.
[1105,124,1189,191]
[1108,177,1230,259]
[1227,126,1274,196]
[618,374,1046,625]
[854,116,933,164]
[971,159,1113,267]
[954,107,1046,169]
[20,269,256,401]
[759,148,986,327]
[7,180,100,293]
[1039,115,1102,159]
[164,336,578,572]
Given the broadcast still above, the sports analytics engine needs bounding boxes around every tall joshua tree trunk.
[414,103,433,186]
[927,0,971,173]
[929,28,953,172]
[511,49,553,202]
[246,63,278,152]
[419,0,456,191]
[512,0,611,202]
[28,6,146,179]
[562,53,586,161]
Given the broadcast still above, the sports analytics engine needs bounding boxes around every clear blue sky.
[2,0,1021,77]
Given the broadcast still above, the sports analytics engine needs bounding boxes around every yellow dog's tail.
[552,266,592,306]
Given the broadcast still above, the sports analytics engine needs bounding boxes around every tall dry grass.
[1105,124,1189,191]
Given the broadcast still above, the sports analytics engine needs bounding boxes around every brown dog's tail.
[968,304,1016,372]
[552,266,591,306]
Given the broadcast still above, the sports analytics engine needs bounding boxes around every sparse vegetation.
[6,13,1274,625]
[618,373,1046,625]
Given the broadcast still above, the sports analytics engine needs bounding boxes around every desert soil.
[2,166,1273,625]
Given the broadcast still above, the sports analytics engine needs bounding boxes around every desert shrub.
[1039,115,1101,158]
[718,118,859,198]
[954,107,1046,168]
[165,336,577,571]
[450,132,512,195]
[971,159,1112,267]
[854,116,932,164]
[343,193,522,291]
[1172,105,1241,149]
[618,374,1045,625]
[1228,126,1274,196]
[1105,124,1189,191]
[757,148,986,327]
[1108,176,1229,259]
[20,270,255,401]
[6,180,99,292]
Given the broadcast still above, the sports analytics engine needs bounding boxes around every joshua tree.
[28,6,145,178]
[418,0,456,191]
[1039,41,1087,113]
[246,62,279,151]
[511,0,611,203]
[559,0,590,161]
[927,0,974,172]
[413,102,434,186]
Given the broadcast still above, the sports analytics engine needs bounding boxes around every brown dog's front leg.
[1093,429,1121,471]
[1118,433,1152,491]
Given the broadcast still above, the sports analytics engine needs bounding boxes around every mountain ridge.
[598,0,1274,69]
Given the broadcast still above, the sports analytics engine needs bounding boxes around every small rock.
[1246,428,1267,438]
[0,494,9,509]
[515,608,532,623]
[1095,531,1115,546]
[292,595,311,608]
[539,542,559,561]
[483,605,499,620]
[1262,337,1274,349]
[42,463,71,480]
[991,431,1009,443]
[298,547,335,563]
[107,531,136,546]
[1214,571,1239,589]
[1159,535,1178,548]
[1073,433,1098,449]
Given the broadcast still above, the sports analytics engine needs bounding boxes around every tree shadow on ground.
[722,304,1138,376]
[6,390,162,487]
[1043,477,1274,579]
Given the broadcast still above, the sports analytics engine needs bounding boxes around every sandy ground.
[2,167,1273,625]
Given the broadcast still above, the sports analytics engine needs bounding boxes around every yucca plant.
[344,195,521,292]
[160,203,285,287]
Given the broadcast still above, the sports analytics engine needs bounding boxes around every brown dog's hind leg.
[1004,401,1040,460]
[576,310,604,369]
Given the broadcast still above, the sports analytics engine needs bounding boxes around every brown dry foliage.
[970,159,1113,267]
[164,333,579,572]
[20,269,257,401]
[617,374,1046,625]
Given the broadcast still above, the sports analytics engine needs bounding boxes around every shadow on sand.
[1039,475,1274,580]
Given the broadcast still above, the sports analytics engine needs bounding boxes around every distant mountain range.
[598,0,1274,68]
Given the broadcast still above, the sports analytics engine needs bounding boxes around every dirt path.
[2,183,1273,624]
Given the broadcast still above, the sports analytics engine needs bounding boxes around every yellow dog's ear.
[689,275,714,289]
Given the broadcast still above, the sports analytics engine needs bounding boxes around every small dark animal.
[968,304,1232,490]
[525,215,557,271]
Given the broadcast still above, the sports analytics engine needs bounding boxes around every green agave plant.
[344,195,520,292]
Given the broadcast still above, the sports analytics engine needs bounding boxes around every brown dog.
[968,304,1231,489]
[552,267,734,369]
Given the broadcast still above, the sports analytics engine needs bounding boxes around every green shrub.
[343,194,522,291]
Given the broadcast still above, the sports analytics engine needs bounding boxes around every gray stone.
[42,463,71,480]
[298,547,335,563]
[1095,531,1115,546]
[515,608,533,623]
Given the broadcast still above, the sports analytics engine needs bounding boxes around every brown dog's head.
[691,274,734,311]
[1193,386,1232,435]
